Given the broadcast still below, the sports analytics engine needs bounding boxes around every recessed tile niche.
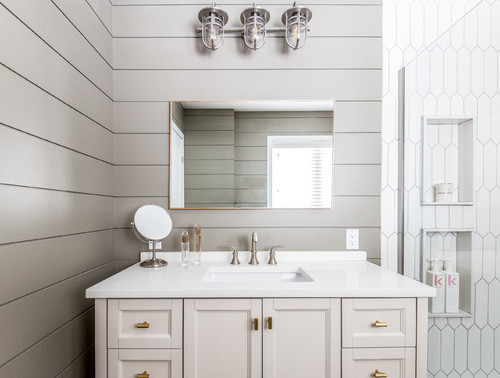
[421,117,474,206]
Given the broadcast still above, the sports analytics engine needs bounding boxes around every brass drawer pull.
[373,320,388,328]
[137,371,150,378]
[253,318,259,331]
[374,369,387,377]
[136,321,150,329]
[268,316,273,329]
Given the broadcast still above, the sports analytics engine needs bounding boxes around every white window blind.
[268,136,333,208]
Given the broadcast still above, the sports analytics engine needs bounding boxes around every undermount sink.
[203,267,313,283]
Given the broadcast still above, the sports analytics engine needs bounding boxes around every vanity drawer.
[108,349,182,378]
[108,299,183,349]
[342,298,416,348]
[342,348,415,378]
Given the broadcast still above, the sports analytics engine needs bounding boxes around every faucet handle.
[268,246,283,265]
[224,245,240,265]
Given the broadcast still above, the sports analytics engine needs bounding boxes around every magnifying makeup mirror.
[132,205,173,268]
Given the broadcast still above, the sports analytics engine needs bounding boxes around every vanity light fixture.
[240,3,270,50]
[282,2,312,50]
[198,3,229,50]
[196,2,312,51]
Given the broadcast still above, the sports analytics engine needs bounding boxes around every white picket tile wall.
[397,0,500,376]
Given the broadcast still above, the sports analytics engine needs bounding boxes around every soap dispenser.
[426,258,445,313]
[443,258,459,313]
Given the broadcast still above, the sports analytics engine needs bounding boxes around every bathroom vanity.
[86,251,434,378]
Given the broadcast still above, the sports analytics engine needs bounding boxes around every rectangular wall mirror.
[169,100,335,209]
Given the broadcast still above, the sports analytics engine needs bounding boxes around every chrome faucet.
[249,232,259,265]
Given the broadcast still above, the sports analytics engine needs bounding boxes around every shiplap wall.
[0,0,114,376]
[112,0,383,263]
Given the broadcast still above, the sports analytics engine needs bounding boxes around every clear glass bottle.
[181,231,189,268]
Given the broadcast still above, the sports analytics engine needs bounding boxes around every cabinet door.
[342,348,415,378]
[184,298,262,378]
[108,349,182,378]
[263,298,341,378]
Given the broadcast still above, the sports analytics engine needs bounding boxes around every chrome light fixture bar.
[198,3,229,50]
[196,2,312,51]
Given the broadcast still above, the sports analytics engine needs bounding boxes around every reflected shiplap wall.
[0,0,114,376]
[112,0,383,264]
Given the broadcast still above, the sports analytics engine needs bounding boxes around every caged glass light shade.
[198,4,228,50]
[281,3,312,50]
[240,6,270,50]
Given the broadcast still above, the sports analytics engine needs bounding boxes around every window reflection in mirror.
[169,101,334,209]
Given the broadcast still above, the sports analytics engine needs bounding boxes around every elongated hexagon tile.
[440,325,455,374]
[468,325,481,373]
[488,279,500,328]
[428,326,442,375]
[454,325,468,375]
[474,280,489,329]
[481,325,495,374]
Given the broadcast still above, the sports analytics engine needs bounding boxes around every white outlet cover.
[346,229,359,250]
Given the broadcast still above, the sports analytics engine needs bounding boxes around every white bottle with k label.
[443,258,459,313]
[426,258,445,313]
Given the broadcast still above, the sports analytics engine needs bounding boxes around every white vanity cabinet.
[184,298,340,378]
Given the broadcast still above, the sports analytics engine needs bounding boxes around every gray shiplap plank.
[235,175,267,189]
[114,227,381,260]
[334,133,381,164]
[235,116,333,134]
[334,101,381,133]
[112,5,381,37]
[115,197,169,228]
[235,147,267,161]
[235,161,267,175]
[114,102,170,133]
[114,195,379,228]
[0,185,114,244]
[185,146,234,160]
[0,310,95,378]
[114,37,381,70]
[114,165,169,196]
[53,0,113,65]
[0,66,113,163]
[184,160,234,175]
[2,0,112,96]
[334,165,381,196]
[56,345,95,378]
[0,6,112,129]
[87,0,113,32]
[185,175,235,190]
[184,114,235,131]
[0,230,114,306]
[0,263,114,366]
[114,70,381,102]
[0,126,114,195]
[114,134,169,165]
[185,189,235,204]
[235,189,267,203]
[185,130,234,146]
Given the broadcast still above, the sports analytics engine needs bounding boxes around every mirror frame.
[169,100,336,210]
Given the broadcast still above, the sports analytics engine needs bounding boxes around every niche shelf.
[420,228,473,318]
[421,116,475,206]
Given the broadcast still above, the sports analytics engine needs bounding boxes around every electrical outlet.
[346,229,359,250]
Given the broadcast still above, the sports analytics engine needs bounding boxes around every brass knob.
[373,320,388,328]
[374,369,387,377]
[268,316,273,330]
[137,371,150,378]
[136,321,150,329]
[253,318,259,331]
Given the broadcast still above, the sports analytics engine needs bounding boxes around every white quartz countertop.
[86,251,435,298]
